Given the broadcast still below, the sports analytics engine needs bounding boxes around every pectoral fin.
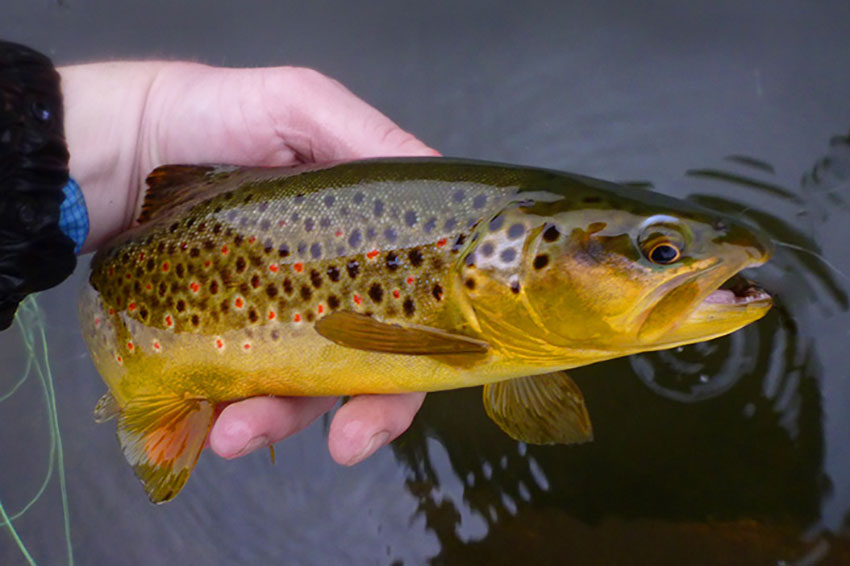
[314,311,489,355]
[115,393,214,503]
[94,391,120,423]
[483,372,593,445]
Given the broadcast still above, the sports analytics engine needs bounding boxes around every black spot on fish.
[473,194,487,209]
[310,270,323,289]
[133,281,142,294]
[464,253,476,267]
[176,299,186,312]
[146,258,155,272]
[323,195,335,208]
[263,240,274,253]
[500,248,517,262]
[452,234,467,252]
[452,189,465,203]
[209,280,219,294]
[157,242,166,253]
[251,274,261,289]
[197,223,206,233]
[511,280,521,294]
[368,283,384,303]
[189,247,200,258]
[292,212,300,222]
[507,223,525,239]
[347,260,360,279]
[444,218,458,231]
[319,217,331,229]
[423,217,437,233]
[248,309,259,323]
[239,282,251,295]
[169,222,179,233]
[542,224,560,242]
[489,215,504,231]
[431,257,444,271]
[235,257,247,273]
[167,243,177,255]
[234,234,244,246]
[191,314,200,326]
[582,196,601,204]
[258,202,269,213]
[266,284,278,298]
[283,278,294,295]
[374,199,385,217]
[403,298,415,317]
[158,282,167,297]
[297,242,307,255]
[533,254,550,270]
[310,242,322,259]
[480,242,495,257]
[353,192,364,205]
[328,295,340,310]
[203,239,215,251]
[384,227,397,243]
[221,300,230,313]
[278,244,290,258]
[386,252,401,271]
[259,219,271,231]
[366,226,377,240]
[306,311,316,322]
[348,229,362,248]
[465,278,476,290]
[408,249,424,267]
[139,307,148,320]
[300,285,313,301]
[327,265,341,282]
[226,210,238,222]
[305,218,315,232]
[432,284,443,301]
[270,329,280,340]
[175,263,185,278]
[404,210,418,227]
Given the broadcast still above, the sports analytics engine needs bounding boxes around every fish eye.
[647,242,681,264]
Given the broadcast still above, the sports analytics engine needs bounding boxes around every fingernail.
[347,431,390,466]
[236,435,268,457]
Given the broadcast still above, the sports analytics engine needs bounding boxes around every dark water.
[2,1,850,564]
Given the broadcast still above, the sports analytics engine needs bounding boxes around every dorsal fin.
[137,165,216,224]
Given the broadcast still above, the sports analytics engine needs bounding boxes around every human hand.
[61,61,434,465]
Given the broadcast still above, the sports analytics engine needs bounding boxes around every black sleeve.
[0,40,76,330]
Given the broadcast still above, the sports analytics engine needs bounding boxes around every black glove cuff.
[0,40,76,330]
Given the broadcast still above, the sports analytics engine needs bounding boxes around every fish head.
[456,174,772,364]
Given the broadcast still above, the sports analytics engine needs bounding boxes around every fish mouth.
[701,274,772,307]
[641,266,773,349]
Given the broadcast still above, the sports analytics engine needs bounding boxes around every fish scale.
[78,157,772,503]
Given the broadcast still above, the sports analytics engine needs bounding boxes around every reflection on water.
[390,135,850,564]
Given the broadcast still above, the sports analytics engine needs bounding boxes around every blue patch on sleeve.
[58,178,89,253]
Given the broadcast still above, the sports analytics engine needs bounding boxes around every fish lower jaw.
[701,275,771,307]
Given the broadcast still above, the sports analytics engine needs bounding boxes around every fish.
[78,157,772,503]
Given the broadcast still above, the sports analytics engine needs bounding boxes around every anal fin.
[483,372,593,445]
[116,393,214,503]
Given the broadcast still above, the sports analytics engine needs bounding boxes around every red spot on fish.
[162,261,170,272]
[153,340,161,352]
[436,238,447,247]
[393,290,400,299]
[317,304,324,314]
[125,273,132,279]
[215,338,224,350]
[139,252,145,261]
[268,310,276,320]
[146,283,152,291]
[243,343,251,351]
[367,249,379,259]
[116,355,123,364]
[204,260,212,268]
[234,297,244,309]
[221,245,229,255]
[406,276,415,285]
[127,341,134,351]
[181,242,188,250]
[108,267,114,277]
[335,230,343,238]
[293,313,301,322]
[279,220,287,227]
[190,281,201,293]
[293,263,303,273]
[128,302,137,311]
[248,236,256,244]
[165,315,173,327]
[108,308,115,316]
[94,316,101,327]
[269,264,279,273]
[353,294,362,305]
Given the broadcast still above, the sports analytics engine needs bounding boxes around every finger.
[259,67,442,162]
[327,392,426,466]
[209,395,337,459]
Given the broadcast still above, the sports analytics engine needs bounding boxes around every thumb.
[260,67,441,162]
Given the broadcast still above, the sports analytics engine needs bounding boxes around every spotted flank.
[79,157,773,502]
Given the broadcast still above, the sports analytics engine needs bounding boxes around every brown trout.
[78,158,772,502]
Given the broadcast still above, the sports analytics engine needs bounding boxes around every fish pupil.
[649,243,680,264]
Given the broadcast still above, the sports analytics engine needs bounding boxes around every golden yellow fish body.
[78,158,772,502]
